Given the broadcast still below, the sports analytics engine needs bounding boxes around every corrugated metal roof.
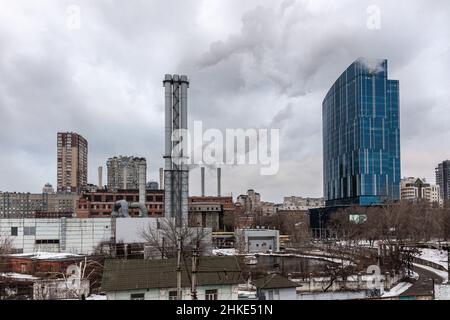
[102,256,243,292]
[252,274,298,290]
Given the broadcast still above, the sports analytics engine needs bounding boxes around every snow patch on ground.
[212,249,236,256]
[381,282,413,297]
[419,249,449,270]
[86,294,107,300]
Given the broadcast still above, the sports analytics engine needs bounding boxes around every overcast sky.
[0,0,449,202]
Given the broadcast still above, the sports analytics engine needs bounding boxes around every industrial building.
[0,217,163,255]
[76,189,164,218]
[57,132,88,194]
[235,228,280,254]
[106,156,147,191]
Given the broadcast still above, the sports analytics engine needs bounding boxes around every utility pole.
[176,236,182,300]
[191,240,199,300]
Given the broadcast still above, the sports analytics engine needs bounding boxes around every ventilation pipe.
[98,166,103,189]
[217,167,221,197]
[123,166,127,189]
[138,162,148,217]
[201,167,205,197]
[159,168,164,190]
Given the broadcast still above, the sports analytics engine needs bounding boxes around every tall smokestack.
[159,168,164,190]
[217,167,221,197]
[163,74,190,227]
[201,167,205,197]
[123,166,127,190]
[98,166,103,189]
[138,162,146,205]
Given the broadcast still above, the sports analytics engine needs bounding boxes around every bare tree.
[139,218,210,259]
[0,234,13,255]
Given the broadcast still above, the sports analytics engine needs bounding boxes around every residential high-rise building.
[323,58,400,207]
[400,177,442,206]
[106,156,147,191]
[436,160,450,206]
[57,132,88,194]
[42,183,55,194]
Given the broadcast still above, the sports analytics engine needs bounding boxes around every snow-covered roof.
[0,272,39,280]
[8,252,83,260]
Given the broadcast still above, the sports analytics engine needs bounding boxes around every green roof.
[102,256,243,292]
[252,274,298,290]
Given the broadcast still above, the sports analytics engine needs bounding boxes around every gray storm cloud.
[0,0,449,202]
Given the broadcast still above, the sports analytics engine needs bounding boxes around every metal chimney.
[217,167,221,197]
[201,167,205,197]
[98,166,103,189]
[138,162,146,205]
[159,168,164,190]
[163,74,190,227]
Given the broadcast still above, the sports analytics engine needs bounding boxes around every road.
[400,265,444,297]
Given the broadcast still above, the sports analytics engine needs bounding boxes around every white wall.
[115,217,159,243]
[0,218,113,254]
[107,284,239,300]
[261,288,296,300]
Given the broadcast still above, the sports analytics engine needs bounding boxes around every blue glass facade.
[323,58,400,207]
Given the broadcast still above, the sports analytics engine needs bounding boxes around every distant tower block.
[163,74,190,227]
[98,166,103,188]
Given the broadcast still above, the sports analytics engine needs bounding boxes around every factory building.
[0,217,163,255]
[76,190,164,218]
[235,228,280,254]
[106,156,147,191]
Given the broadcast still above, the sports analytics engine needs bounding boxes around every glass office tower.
[323,58,400,207]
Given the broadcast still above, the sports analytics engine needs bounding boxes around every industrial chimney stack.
[163,74,190,227]
[98,166,103,189]
[159,168,164,190]
[217,167,221,197]
[201,167,205,197]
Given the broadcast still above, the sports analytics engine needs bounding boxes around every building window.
[168,291,178,300]
[130,293,145,300]
[11,227,18,236]
[205,289,218,300]
[24,226,36,236]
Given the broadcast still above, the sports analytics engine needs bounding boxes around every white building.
[0,217,165,255]
[400,177,442,206]
[235,228,280,254]
[252,274,298,300]
[282,197,324,211]
[102,256,243,300]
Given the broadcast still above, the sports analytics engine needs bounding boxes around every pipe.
[201,167,205,197]
[180,75,189,171]
[164,74,173,170]
[112,200,129,217]
[217,167,221,197]
[98,166,103,189]
[159,168,164,189]
[138,162,146,205]
[123,166,127,190]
